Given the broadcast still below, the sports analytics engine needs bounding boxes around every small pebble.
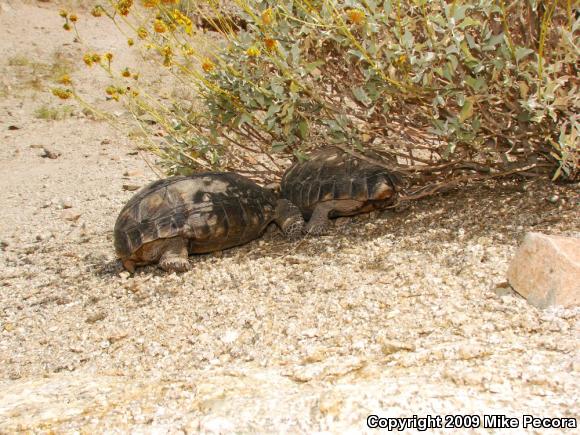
[379,339,415,355]
[123,170,143,177]
[41,147,60,159]
[35,233,53,241]
[119,271,131,280]
[61,210,81,222]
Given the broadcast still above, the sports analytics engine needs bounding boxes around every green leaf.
[289,81,300,93]
[236,112,252,127]
[465,76,486,92]
[297,119,308,139]
[347,49,365,60]
[305,60,324,73]
[383,0,392,15]
[290,43,301,66]
[452,4,470,21]
[352,86,371,106]
[266,103,281,118]
[366,0,377,12]
[282,104,294,123]
[459,98,474,122]
[460,40,477,63]
[270,83,284,96]
[448,54,458,70]
[458,17,480,29]
[402,31,414,48]
[272,141,287,152]
[515,47,535,62]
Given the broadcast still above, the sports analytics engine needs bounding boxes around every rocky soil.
[1,1,579,433]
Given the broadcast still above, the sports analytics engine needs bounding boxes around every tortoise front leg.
[275,199,305,240]
[158,237,190,273]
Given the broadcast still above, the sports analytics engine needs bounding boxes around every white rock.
[507,232,580,308]
[60,198,73,209]
[61,210,81,222]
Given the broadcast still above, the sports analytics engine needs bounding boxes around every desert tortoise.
[114,173,304,273]
[281,147,401,235]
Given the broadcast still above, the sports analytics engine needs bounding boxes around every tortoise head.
[274,199,304,240]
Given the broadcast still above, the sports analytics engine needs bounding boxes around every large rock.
[507,232,580,308]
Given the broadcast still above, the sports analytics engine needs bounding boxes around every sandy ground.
[0,1,579,433]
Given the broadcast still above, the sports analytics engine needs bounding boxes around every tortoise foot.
[158,237,190,273]
[159,256,190,273]
[305,222,329,236]
[283,218,305,240]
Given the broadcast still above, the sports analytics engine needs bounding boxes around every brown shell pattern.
[114,173,277,258]
[280,147,400,218]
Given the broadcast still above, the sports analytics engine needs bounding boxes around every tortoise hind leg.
[305,202,333,236]
[158,237,190,273]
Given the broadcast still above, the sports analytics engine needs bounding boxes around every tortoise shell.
[114,173,278,259]
[280,147,400,219]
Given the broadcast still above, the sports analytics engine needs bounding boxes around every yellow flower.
[83,53,94,66]
[142,0,159,7]
[91,6,103,17]
[137,27,148,39]
[57,74,72,85]
[52,88,73,99]
[91,53,101,63]
[346,9,365,25]
[59,10,68,18]
[162,45,173,66]
[116,0,133,16]
[182,44,194,56]
[69,14,78,23]
[264,38,277,51]
[201,58,215,73]
[105,52,113,62]
[132,73,140,80]
[127,38,134,46]
[154,19,167,33]
[173,9,193,34]
[396,54,407,65]
[261,8,273,25]
[246,46,260,57]
[63,23,71,31]
[172,9,185,21]
[122,68,131,77]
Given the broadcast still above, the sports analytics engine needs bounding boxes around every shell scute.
[280,147,400,217]
[114,173,277,259]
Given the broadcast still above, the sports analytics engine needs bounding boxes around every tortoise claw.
[159,257,190,273]
[305,223,329,236]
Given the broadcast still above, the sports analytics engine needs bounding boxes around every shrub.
[59,0,578,188]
